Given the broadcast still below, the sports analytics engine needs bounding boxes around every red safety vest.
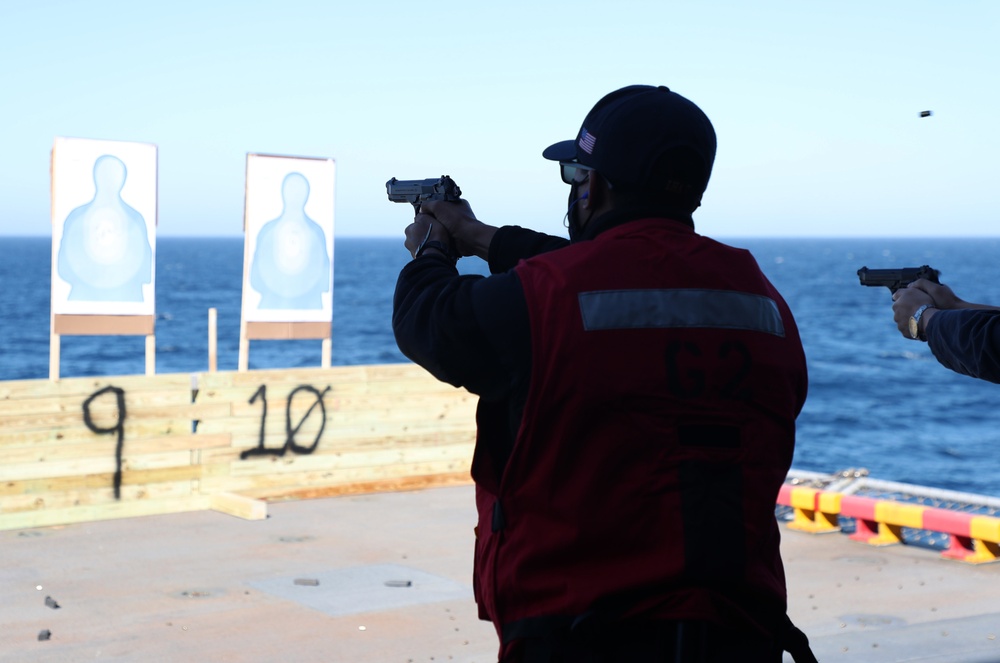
[471,218,808,656]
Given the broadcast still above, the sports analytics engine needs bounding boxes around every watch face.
[909,315,919,339]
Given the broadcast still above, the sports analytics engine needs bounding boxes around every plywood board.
[0,363,479,531]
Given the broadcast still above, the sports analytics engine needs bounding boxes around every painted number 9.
[82,385,126,499]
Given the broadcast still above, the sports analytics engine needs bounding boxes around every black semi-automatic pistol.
[857,265,941,293]
[386,176,462,213]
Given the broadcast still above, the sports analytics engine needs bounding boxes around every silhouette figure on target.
[250,172,331,309]
[57,155,153,302]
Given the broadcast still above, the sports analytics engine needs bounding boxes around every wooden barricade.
[193,364,477,500]
[0,372,209,530]
[0,364,477,531]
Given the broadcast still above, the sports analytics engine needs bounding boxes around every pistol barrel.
[386,176,462,206]
[857,265,941,293]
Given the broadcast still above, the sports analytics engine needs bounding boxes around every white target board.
[242,154,335,324]
[50,137,157,316]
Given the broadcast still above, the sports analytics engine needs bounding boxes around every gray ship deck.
[3,485,999,662]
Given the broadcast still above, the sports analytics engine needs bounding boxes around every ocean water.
[2,235,1000,496]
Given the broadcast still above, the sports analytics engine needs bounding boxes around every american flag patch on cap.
[578,128,597,154]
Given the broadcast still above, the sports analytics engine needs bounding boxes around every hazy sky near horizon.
[1,1,997,239]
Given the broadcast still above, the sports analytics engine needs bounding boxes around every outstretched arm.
[893,278,1000,339]
[892,279,1000,383]
[420,199,570,274]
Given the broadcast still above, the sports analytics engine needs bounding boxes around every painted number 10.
[240,384,332,459]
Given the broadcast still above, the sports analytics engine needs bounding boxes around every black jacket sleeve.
[925,308,1000,384]
[488,226,570,274]
[392,253,530,401]
[392,227,567,478]
[392,225,567,397]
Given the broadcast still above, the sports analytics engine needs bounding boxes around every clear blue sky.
[1,1,997,238]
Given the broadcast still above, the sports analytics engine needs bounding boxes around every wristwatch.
[908,304,932,341]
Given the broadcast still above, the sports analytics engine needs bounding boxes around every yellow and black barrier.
[779,483,1000,564]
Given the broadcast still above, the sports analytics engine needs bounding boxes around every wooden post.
[49,150,59,382]
[208,308,218,373]
[238,317,249,372]
[322,337,332,368]
[49,330,60,381]
[145,335,156,375]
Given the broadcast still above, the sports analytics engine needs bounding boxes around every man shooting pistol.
[863,260,1000,383]
[858,264,945,343]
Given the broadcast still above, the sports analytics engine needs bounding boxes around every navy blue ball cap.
[541,140,577,162]
[543,85,717,193]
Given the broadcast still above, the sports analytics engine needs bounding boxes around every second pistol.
[857,265,941,293]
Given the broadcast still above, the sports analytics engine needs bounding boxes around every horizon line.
[5,233,1000,241]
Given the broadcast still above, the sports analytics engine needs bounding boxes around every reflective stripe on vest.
[578,289,785,337]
